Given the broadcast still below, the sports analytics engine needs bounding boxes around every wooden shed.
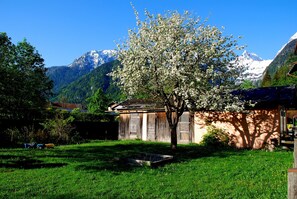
[114,99,193,144]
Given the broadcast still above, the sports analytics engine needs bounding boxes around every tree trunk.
[164,95,185,150]
[170,124,178,150]
[165,109,180,151]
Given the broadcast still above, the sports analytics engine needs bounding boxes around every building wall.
[194,109,280,149]
[119,109,281,149]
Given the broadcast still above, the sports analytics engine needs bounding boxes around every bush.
[40,113,75,144]
[201,125,230,147]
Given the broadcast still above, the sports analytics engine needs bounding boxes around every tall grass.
[0,140,293,198]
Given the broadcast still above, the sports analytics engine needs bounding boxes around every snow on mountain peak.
[238,51,272,82]
[242,50,263,61]
[102,49,117,55]
[68,50,117,69]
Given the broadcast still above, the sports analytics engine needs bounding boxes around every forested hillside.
[51,60,122,104]
[47,65,92,93]
[265,54,297,86]
[261,38,297,87]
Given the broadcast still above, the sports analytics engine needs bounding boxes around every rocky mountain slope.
[261,32,297,86]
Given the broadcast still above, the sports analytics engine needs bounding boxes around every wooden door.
[178,112,190,143]
[147,113,156,141]
[129,113,140,139]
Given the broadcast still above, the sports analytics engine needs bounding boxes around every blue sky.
[1,0,296,67]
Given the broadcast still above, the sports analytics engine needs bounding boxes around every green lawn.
[0,140,293,199]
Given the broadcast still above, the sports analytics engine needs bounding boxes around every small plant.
[201,125,230,147]
[2,127,22,146]
[22,125,38,143]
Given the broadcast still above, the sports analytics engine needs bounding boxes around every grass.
[0,140,293,199]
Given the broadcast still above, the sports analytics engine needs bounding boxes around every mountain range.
[47,32,297,104]
[47,50,116,93]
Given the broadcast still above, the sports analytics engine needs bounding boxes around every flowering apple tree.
[112,10,245,150]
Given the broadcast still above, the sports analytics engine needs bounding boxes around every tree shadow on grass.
[0,141,247,171]
[0,154,67,169]
[52,141,246,172]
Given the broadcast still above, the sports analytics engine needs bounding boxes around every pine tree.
[86,88,109,114]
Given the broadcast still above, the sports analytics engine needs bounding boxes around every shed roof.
[112,99,164,112]
[51,102,84,111]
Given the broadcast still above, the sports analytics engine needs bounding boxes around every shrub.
[40,113,75,144]
[201,125,230,147]
[29,129,50,144]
